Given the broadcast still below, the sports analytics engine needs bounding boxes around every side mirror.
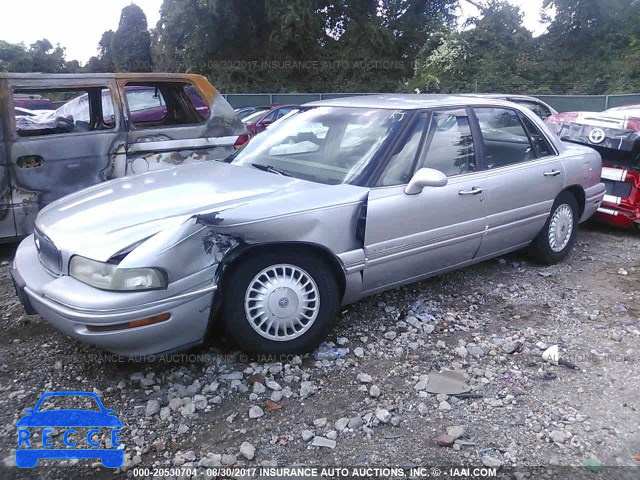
[258,118,272,127]
[23,408,34,414]
[404,168,448,195]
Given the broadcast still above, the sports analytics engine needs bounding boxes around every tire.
[528,191,579,265]
[221,250,340,355]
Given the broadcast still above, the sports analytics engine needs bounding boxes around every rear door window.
[13,87,115,137]
[474,107,536,168]
[124,82,208,128]
[416,109,475,177]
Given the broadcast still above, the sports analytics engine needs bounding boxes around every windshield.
[231,106,407,185]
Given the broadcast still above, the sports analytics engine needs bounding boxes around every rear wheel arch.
[563,185,586,219]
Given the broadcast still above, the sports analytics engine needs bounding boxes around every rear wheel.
[221,251,340,354]
[528,191,579,265]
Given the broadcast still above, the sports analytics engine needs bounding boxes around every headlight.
[69,256,167,291]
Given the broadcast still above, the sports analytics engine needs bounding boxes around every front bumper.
[12,236,217,357]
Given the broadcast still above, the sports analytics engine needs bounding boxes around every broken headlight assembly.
[69,256,167,291]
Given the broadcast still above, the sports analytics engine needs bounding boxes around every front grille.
[34,228,62,275]
[602,179,633,199]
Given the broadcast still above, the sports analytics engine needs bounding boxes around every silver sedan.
[12,95,606,356]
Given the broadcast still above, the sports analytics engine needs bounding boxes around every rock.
[159,407,171,421]
[301,430,314,442]
[265,380,281,391]
[145,400,160,417]
[300,381,317,399]
[357,373,373,383]
[348,416,364,429]
[418,403,429,415]
[337,337,349,346]
[221,454,237,465]
[502,341,521,354]
[446,426,465,439]
[439,401,452,411]
[193,395,207,410]
[384,331,397,340]
[177,424,189,435]
[611,305,628,314]
[239,442,255,461]
[376,409,392,423]
[454,346,468,357]
[168,398,183,411]
[549,430,567,443]
[354,347,365,358]
[618,268,628,276]
[335,417,350,431]
[311,436,337,449]
[249,406,264,419]
[270,390,283,402]
[425,370,470,395]
[436,434,456,447]
[326,430,338,440]
[253,382,266,394]
[482,456,503,468]
[414,377,429,391]
[313,417,327,428]
[369,385,381,398]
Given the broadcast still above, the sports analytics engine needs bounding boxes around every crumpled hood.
[36,161,365,262]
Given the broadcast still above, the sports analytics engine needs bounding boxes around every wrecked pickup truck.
[546,105,640,229]
[0,73,248,239]
[12,95,604,356]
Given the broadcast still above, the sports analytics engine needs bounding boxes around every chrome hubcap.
[244,264,320,341]
[548,204,574,252]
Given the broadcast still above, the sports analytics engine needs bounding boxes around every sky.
[0,0,550,64]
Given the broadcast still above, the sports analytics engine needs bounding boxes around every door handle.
[17,155,44,169]
[544,169,561,177]
[458,187,483,196]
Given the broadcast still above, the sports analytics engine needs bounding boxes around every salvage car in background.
[546,105,640,228]
[243,104,301,136]
[0,73,247,239]
[12,95,605,356]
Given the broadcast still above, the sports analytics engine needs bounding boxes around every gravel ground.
[0,222,639,479]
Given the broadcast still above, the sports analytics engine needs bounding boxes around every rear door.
[362,108,489,293]
[121,79,245,175]
[473,107,565,258]
[6,79,126,235]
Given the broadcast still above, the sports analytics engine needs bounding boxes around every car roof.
[304,94,523,110]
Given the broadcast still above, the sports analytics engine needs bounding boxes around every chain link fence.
[224,92,640,112]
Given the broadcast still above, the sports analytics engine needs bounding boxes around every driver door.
[362,108,489,293]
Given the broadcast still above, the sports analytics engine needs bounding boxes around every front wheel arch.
[207,242,346,331]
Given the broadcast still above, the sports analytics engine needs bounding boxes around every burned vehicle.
[546,105,640,228]
[0,73,247,239]
[12,95,605,356]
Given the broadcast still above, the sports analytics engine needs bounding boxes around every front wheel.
[221,251,340,354]
[528,191,579,265]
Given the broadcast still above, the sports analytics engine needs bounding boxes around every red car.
[546,105,640,229]
[242,104,300,136]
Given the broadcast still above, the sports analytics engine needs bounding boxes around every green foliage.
[111,4,154,72]
[0,39,73,73]
[3,0,640,95]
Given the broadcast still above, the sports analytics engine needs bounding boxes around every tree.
[112,3,154,72]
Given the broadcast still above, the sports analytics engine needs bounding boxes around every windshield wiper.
[251,163,292,177]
